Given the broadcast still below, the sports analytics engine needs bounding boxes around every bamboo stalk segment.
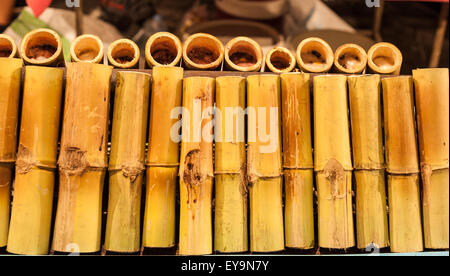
[143,66,184,248]
[20,28,64,67]
[214,76,247,253]
[296,37,334,73]
[314,75,354,249]
[145,32,182,68]
[53,62,112,253]
[368,42,403,75]
[0,34,18,58]
[266,47,296,73]
[70,34,104,64]
[334,44,367,74]
[178,77,215,255]
[105,72,150,253]
[107,39,140,69]
[182,33,224,70]
[413,68,449,249]
[224,37,263,72]
[0,164,12,247]
[247,75,284,252]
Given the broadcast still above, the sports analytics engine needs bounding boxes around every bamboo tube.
[145,32,182,68]
[20,28,64,67]
[0,164,12,248]
[178,77,215,255]
[53,62,112,253]
[0,34,18,58]
[296,37,334,73]
[214,76,247,253]
[7,66,63,255]
[382,76,423,253]
[182,33,224,70]
[70,34,104,64]
[143,66,184,248]
[105,72,150,253]
[266,47,296,73]
[107,39,140,69]
[280,73,314,249]
[334,44,367,74]
[247,75,284,252]
[348,75,388,250]
[413,68,449,249]
[224,37,263,72]
[314,75,354,249]
[368,42,402,75]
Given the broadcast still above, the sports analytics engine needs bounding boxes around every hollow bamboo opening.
[0,34,17,58]
[334,44,367,74]
[108,39,140,69]
[70,34,104,64]
[225,37,263,72]
[296,37,334,73]
[145,32,182,68]
[183,33,224,70]
[266,47,296,73]
[20,28,63,66]
[368,42,402,75]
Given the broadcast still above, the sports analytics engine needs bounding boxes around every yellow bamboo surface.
[105,72,150,253]
[0,164,12,247]
[7,66,63,255]
[178,77,215,255]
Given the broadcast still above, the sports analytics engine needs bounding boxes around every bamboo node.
[58,147,89,176]
[323,158,346,199]
[15,144,37,174]
[121,161,145,183]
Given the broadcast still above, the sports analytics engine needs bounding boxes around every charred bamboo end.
[224,36,263,72]
[266,47,296,73]
[183,33,224,70]
[296,37,334,73]
[107,39,140,69]
[368,42,403,75]
[20,28,63,66]
[145,32,182,68]
[334,44,367,74]
[0,34,17,58]
[70,34,104,64]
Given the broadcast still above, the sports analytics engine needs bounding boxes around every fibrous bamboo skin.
[143,66,184,248]
[348,75,389,250]
[7,66,63,255]
[53,62,112,253]
[214,76,247,253]
[0,57,22,247]
[280,73,314,249]
[105,72,150,253]
[382,76,423,253]
[247,75,284,253]
[413,68,449,249]
[178,77,215,255]
[314,75,355,249]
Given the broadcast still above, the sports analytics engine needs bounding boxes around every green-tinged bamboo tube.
[280,73,314,249]
[382,76,423,253]
[348,75,389,249]
[314,75,354,249]
[0,34,18,58]
[143,66,184,248]
[266,47,296,73]
[182,33,224,70]
[247,75,284,252]
[107,39,140,69]
[20,28,64,67]
[214,76,247,253]
[53,62,112,253]
[296,37,334,73]
[145,32,182,68]
[413,68,449,249]
[368,42,402,75]
[105,72,150,253]
[224,37,263,72]
[70,34,104,64]
[178,77,215,255]
[7,66,63,255]
[334,44,367,74]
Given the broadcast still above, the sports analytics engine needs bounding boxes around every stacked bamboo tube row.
[0,30,448,256]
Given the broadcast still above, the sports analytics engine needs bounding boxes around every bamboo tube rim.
[224,36,263,72]
[20,28,63,65]
[145,32,182,67]
[296,37,334,73]
[183,33,224,70]
[0,34,17,58]
[70,34,104,64]
[368,42,402,75]
[334,43,368,74]
[266,47,296,73]
[107,39,140,69]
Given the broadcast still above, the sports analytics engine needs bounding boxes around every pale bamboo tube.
[266,47,296,73]
[107,39,140,69]
[178,77,215,255]
[224,37,263,72]
[145,32,182,68]
[247,75,284,252]
[70,34,104,64]
[348,75,389,249]
[334,44,367,74]
[214,76,247,253]
[382,76,423,253]
[0,34,18,58]
[20,28,64,67]
[296,37,334,73]
[0,164,12,248]
[280,73,314,249]
[53,62,112,253]
[7,66,63,255]
[368,42,403,75]
[143,66,183,248]
[182,33,224,70]
[413,68,449,249]
[105,72,150,253]
[314,75,354,249]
